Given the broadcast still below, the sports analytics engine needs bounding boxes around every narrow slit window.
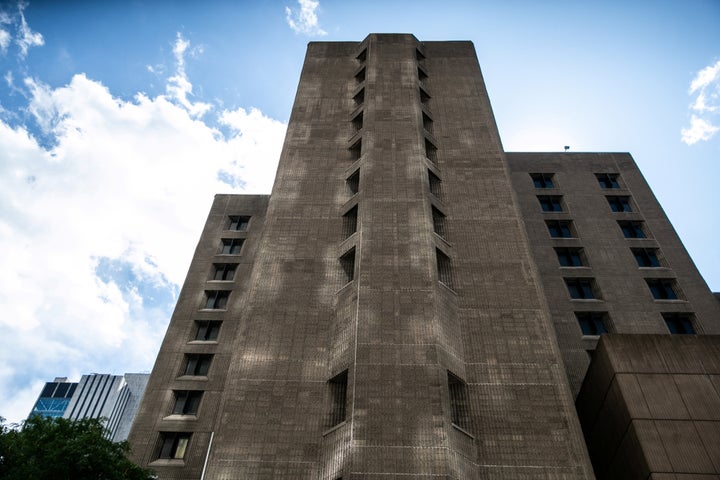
[432,206,446,238]
[416,48,425,61]
[565,278,597,299]
[352,111,363,133]
[420,87,431,106]
[349,139,362,161]
[436,248,453,289]
[546,220,574,238]
[429,170,442,198]
[575,312,609,336]
[328,370,348,427]
[340,248,356,284]
[663,313,696,334]
[355,67,365,84]
[356,48,366,62]
[342,205,358,238]
[194,320,221,341]
[425,138,437,163]
[422,112,433,133]
[448,372,469,430]
[346,170,359,195]
[172,391,203,416]
[418,66,428,81]
[353,88,364,107]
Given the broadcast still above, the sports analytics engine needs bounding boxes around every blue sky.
[0,0,718,424]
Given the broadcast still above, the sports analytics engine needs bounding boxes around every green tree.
[0,415,155,480]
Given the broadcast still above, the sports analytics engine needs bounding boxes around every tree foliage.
[0,415,155,480]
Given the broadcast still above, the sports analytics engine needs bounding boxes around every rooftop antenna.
[564,146,570,152]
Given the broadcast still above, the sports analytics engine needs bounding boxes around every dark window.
[416,48,425,61]
[356,48,366,62]
[158,432,191,460]
[342,205,358,238]
[346,170,359,195]
[194,320,221,341]
[432,206,447,238]
[418,66,428,81]
[204,290,229,309]
[436,249,453,289]
[632,248,661,267]
[328,370,348,427]
[555,247,585,267]
[429,170,442,198]
[221,238,244,255]
[663,313,696,334]
[340,248,355,284]
[425,138,437,163]
[546,220,574,238]
[172,391,203,415]
[183,354,212,376]
[352,111,363,132]
[576,312,609,336]
[420,87,431,106]
[228,216,250,231]
[355,67,365,84]
[349,139,362,161]
[646,279,679,300]
[448,372,469,430]
[530,173,554,189]
[213,263,236,281]
[538,196,563,212]
[607,196,632,212]
[353,88,364,107]
[422,112,433,133]
[619,221,646,238]
[596,173,620,189]
[565,278,597,299]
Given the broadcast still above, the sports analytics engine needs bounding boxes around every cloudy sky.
[1,0,718,424]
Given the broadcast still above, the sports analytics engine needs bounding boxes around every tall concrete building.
[128,35,720,479]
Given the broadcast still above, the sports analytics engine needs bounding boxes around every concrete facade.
[128,35,720,480]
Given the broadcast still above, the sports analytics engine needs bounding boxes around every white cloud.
[681,115,719,145]
[16,2,43,57]
[0,28,10,53]
[285,0,327,36]
[682,60,720,145]
[0,36,286,424]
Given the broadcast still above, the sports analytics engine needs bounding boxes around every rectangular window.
[158,432,191,460]
[194,320,221,342]
[429,170,442,198]
[632,248,661,267]
[356,48,366,62]
[432,206,447,238]
[172,391,203,415]
[425,138,437,163]
[576,312,609,336]
[328,370,348,427]
[646,279,679,300]
[353,88,364,107]
[420,87,431,106]
[352,111,363,132]
[349,139,362,161]
[346,170,359,195]
[183,354,212,376]
[596,173,620,189]
[448,372,469,430]
[340,248,356,284]
[228,216,250,231]
[555,247,585,267]
[530,173,554,189]
[607,196,633,212]
[565,278,597,299]
[355,67,365,84]
[618,220,646,238]
[546,220,574,238]
[213,263,237,281]
[418,66,428,81]
[538,195,563,212]
[342,205,358,238]
[422,112,433,133]
[204,290,230,309]
[436,248,453,289]
[221,238,244,255]
[663,313,696,334]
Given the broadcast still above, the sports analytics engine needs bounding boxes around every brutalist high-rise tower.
[129,35,720,480]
